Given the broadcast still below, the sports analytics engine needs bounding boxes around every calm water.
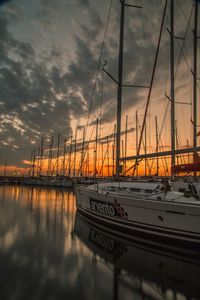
[0,185,200,300]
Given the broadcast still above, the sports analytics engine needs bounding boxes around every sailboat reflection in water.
[74,212,200,300]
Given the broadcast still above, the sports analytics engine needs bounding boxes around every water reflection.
[0,185,200,300]
[0,185,77,300]
[74,212,200,300]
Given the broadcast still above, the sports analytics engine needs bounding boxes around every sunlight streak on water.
[0,185,200,300]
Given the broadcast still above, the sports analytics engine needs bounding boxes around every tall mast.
[107,136,110,177]
[4,160,7,177]
[175,121,179,166]
[112,144,115,176]
[144,121,147,176]
[86,150,90,176]
[113,124,116,176]
[170,0,175,178]
[136,110,138,176]
[80,128,85,176]
[68,132,73,177]
[32,148,36,177]
[47,136,54,176]
[36,146,40,177]
[155,116,159,175]
[29,150,33,177]
[116,0,125,176]
[73,129,77,177]
[125,115,128,173]
[62,138,67,176]
[101,142,104,176]
[56,133,60,176]
[94,118,99,178]
[39,137,44,177]
[193,0,198,170]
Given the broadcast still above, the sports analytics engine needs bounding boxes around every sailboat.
[75,0,200,246]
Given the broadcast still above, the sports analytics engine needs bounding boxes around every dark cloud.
[78,0,90,7]
[0,0,195,168]
[0,14,72,164]
[0,1,103,165]
[0,0,11,5]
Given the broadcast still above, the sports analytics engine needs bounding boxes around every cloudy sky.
[0,0,198,173]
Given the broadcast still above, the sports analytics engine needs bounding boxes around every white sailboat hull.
[75,185,200,245]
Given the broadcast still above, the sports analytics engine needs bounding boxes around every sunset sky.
[0,0,199,175]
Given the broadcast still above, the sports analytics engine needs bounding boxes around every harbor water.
[0,185,200,300]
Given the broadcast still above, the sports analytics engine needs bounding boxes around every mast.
[113,124,116,176]
[116,0,125,176]
[47,136,54,176]
[62,138,67,176]
[193,0,198,174]
[94,118,99,178]
[87,151,90,176]
[187,139,190,163]
[155,116,159,175]
[29,150,33,177]
[112,144,115,176]
[73,129,77,177]
[170,0,175,178]
[39,137,44,177]
[125,115,128,173]
[36,146,40,177]
[144,121,147,176]
[66,145,69,175]
[175,121,179,166]
[136,110,138,176]
[80,128,85,176]
[4,160,7,177]
[101,142,104,176]
[56,133,60,176]
[68,132,73,177]
[107,137,110,176]
[32,148,36,177]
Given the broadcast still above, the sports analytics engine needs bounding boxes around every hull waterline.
[75,184,200,248]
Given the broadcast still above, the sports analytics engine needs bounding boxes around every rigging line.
[136,2,167,100]
[176,54,200,93]
[40,148,49,174]
[177,0,200,48]
[177,0,192,25]
[99,125,115,175]
[99,67,104,167]
[157,103,171,173]
[165,2,196,83]
[132,0,168,177]
[174,4,194,78]
[85,0,113,131]
[149,108,169,175]
[158,101,169,147]
[124,89,169,175]
[175,4,200,92]
[77,125,95,176]
[176,39,192,77]
[176,122,183,149]
[155,136,170,175]
[176,124,185,164]
[136,116,151,172]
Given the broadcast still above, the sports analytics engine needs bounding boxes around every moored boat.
[75,0,200,246]
[75,180,200,246]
